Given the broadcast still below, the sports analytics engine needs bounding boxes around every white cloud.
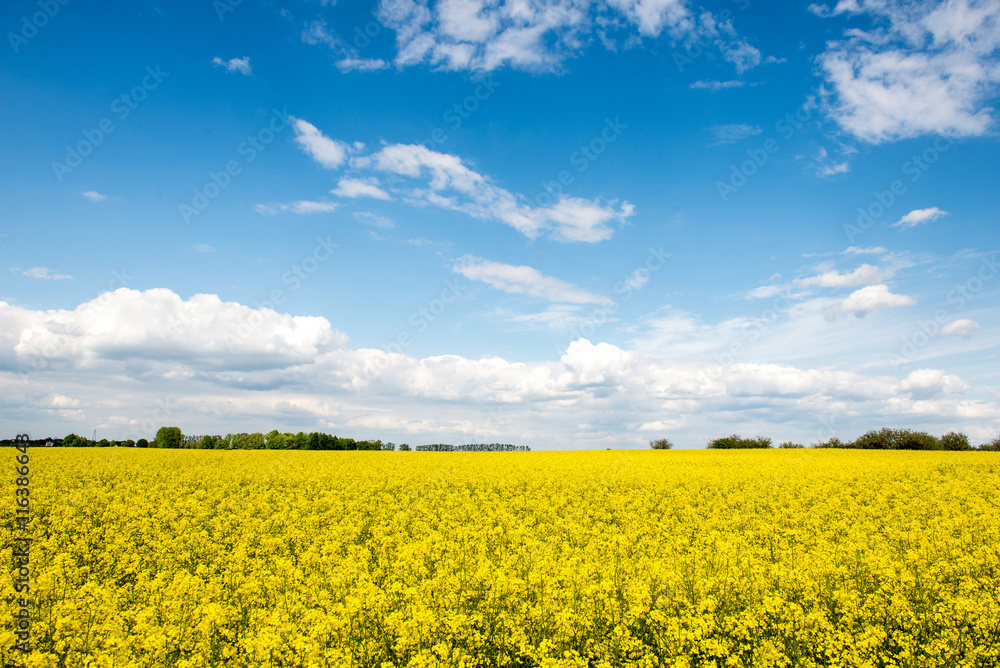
[814,146,851,176]
[709,123,762,144]
[892,206,949,228]
[453,255,612,304]
[344,139,632,242]
[82,190,107,202]
[816,0,1000,142]
[690,79,746,90]
[375,0,759,72]
[353,211,395,228]
[940,318,980,337]
[798,263,892,288]
[212,56,252,75]
[22,267,72,280]
[335,57,390,72]
[291,118,349,169]
[254,201,338,215]
[187,243,217,254]
[4,289,997,449]
[844,245,888,255]
[900,368,970,397]
[827,283,916,318]
[332,177,391,200]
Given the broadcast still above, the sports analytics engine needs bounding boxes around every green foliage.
[136,438,148,448]
[97,439,110,447]
[707,434,772,449]
[813,437,844,449]
[154,427,183,449]
[940,431,972,451]
[778,441,804,449]
[848,428,939,450]
[649,438,673,450]
[979,437,1000,452]
[399,443,411,451]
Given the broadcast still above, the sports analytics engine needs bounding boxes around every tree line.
[2,428,531,452]
[649,428,1000,450]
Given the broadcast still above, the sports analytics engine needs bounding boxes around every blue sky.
[2,0,999,448]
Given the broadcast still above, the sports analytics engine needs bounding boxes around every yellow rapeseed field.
[3,448,999,667]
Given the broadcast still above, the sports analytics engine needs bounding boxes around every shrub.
[813,437,844,449]
[649,438,673,450]
[939,431,972,451]
[708,434,772,449]
[979,437,1000,452]
[778,441,804,449]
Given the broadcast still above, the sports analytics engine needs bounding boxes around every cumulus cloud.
[827,283,916,318]
[815,0,1000,142]
[939,318,980,337]
[291,118,349,169]
[453,255,612,304]
[900,368,970,398]
[892,206,949,228]
[332,177,391,200]
[212,56,252,75]
[3,289,996,449]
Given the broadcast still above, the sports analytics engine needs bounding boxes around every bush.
[399,443,411,451]
[778,441,804,449]
[849,428,940,450]
[708,434,772,449]
[939,431,972,451]
[979,437,1000,452]
[136,438,148,448]
[649,438,673,450]
[813,437,844,449]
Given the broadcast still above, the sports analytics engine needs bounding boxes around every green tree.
[97,439,110,447]
[649,438,673,450]
[136,438,149,448]
[708,434,772,449]
[399,443,411,451]
[940,431,972,451]
[154,427,183,449]
[778,441,804,448]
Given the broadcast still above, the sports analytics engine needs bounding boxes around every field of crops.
[3,448,1000,667]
